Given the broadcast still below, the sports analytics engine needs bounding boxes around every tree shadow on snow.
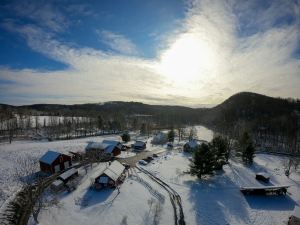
[244,195,297,211]
[185,174,251,225]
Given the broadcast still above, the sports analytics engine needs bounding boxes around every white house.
[152,131,168,145]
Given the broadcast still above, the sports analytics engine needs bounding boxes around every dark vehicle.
[143,158,152,163]
[153,153,159,158]
[255,172,270,183]
[147,156,154,161]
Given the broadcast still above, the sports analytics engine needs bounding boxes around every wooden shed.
[39,150,72,174]
[93,161,125,189]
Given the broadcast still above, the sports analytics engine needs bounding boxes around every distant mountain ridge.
[1,92,300,129]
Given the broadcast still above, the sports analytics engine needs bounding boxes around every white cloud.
[98,30,139,56]
[1,0,300,106]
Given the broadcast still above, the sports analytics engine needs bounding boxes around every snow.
[292,206,300,219]
[102,140,121,147]
[1,125,299,225]
[85,142,107,150]
[28,163,173,225]
[143,151,300,225]
[31,150,300,225]
[0,134,122,208]
[39,150,61,164]
[52,180,63,187]
[116,151,136,159]
[85,140,122,153]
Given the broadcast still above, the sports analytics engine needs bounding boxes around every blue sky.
[0,0,300,106]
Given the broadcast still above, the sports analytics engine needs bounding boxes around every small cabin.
[183,140,199,152]
[93,161,125,189]
[132,140,146,150]
[256,172,270,183]
[288,206,300,225]
[39,150,72,174]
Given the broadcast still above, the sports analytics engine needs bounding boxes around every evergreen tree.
[167,129,175,142]
[239,131,255,164]
[121,132,130,142]
[190,143,215,179]
[210,136,231,169]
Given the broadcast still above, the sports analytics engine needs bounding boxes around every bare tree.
[13,154,58,223]
[284,157,300,177]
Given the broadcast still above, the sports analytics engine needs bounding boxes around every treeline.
[199,92,300,155]
[1,92,300,153]
[0,112,126,143]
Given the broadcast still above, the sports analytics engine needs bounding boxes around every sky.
[0,0,299,107]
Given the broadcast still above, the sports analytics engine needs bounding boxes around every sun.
[157,34,216,83]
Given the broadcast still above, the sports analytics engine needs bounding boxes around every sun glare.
[157,34,216,83]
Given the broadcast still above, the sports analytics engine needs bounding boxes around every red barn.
[39,150,72,174]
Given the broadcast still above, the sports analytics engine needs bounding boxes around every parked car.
[138,160,148,165]
[147,156,154,161]
[153,153,159,158]
[143,158,152,163]
[255,172,270,183]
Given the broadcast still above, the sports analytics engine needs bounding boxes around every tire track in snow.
[136,166,186,225]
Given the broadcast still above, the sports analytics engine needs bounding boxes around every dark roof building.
[39,150,71,174]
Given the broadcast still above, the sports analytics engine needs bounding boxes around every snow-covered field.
[5,125,297,225]
[26,150,300,225]
[144,151,300,225]
[0,134,123,209]
[28,163,174,225]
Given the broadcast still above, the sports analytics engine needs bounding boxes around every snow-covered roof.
[185,140,199,148]
[103,140,121,146]
[86,140,121,153]
[39,150,61,164]
[240,185,290,190]
[292,206,300,219]
[52,180,63,187]
[59,168,78,181]
[103,161,125,181]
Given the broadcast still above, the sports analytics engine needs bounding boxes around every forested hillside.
[1,92,300,153]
